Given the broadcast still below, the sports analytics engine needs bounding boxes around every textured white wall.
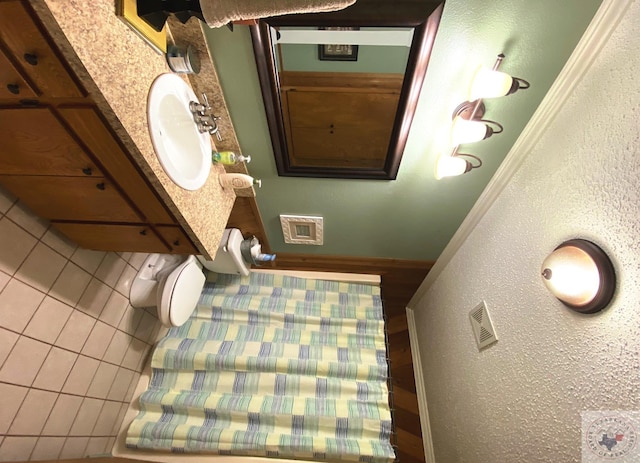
[412,1,640,462]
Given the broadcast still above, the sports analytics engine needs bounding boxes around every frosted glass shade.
[541,240,615,314]
[450,116,491,145]
[434,155,468,179]
[469,66,514,101]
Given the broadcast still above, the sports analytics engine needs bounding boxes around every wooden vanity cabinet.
[0,0,197,255]
[56,107,177,226]
[156,226,199,255]
[0,107,101,176]
[53,223,168,253]
[0,0,84,98]
[0,48,37,99]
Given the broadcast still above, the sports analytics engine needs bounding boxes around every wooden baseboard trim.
[269,253,435,275]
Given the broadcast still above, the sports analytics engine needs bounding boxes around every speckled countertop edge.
[30,0,248,258]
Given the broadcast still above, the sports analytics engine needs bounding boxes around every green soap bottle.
[212,151,251,165]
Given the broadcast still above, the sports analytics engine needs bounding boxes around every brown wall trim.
[268,253,435,276]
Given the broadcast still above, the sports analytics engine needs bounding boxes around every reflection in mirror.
[277,27,412,171]
[250,2,444,179]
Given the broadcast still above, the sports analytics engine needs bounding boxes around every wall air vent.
[280,215,324,245]
[469,301,498,350]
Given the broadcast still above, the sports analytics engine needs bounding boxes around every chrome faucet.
[189,93,222,141]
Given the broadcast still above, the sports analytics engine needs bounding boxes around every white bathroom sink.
[147,73,211,191]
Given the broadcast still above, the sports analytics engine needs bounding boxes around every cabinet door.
[0,175,141,222]
[0,107,101,176]
[57,107,176,225]
[0,1,84,98]
[286,90,398,169]
[156,226,198,254]
[0,49,37,99]
[53,223,169,253]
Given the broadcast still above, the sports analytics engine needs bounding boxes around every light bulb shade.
[541,239,615,314]
[469,66,516,100]
[450,116,492,145]
[434,154,470,179]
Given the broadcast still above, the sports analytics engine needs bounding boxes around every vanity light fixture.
[541,239,616,314]
[469,61,531,101]
[434,54,530,179]
[434,152,482,179]
[450,115,504,145]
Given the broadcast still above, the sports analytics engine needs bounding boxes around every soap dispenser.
[212,151,251,166]
[219,173,261,189]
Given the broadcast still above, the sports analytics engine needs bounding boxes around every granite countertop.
[30,0,242,259]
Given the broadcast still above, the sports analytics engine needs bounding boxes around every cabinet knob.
[140,229,148,236]
[23,53,38,66]
[96,182,106,190]
[173,240,180,246]
[82,167,93,176]
[6,84,20,95]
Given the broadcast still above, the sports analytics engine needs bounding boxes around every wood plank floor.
[380,268,431,463]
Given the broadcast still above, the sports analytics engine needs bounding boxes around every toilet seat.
[158,256,206,327]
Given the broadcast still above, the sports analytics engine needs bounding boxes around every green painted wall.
[204,0,602,260]
[281,43,408,74]
[279,27,410,73]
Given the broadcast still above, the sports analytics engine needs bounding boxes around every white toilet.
[129,228,250,327]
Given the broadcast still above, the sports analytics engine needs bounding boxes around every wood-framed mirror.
[249,0,444,180]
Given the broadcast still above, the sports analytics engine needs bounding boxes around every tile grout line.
[2,302,160,350]
[0,379,134,405]
[0,327,155,371]
[0,196,156,460]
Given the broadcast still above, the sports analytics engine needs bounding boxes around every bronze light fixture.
[435,53,530,179]
[541,239,616,314]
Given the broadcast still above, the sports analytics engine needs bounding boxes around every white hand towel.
[200,0,356,28]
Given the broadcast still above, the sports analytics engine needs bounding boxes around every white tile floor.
[0,185,162,461]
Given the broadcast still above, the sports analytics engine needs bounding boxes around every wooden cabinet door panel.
[57,107,175,225]
[53,223,169,253]
[0,1,84,98]
[287,90,399,129]
[290,126,390,169]
[0,49,37,99]
[156,225,198,254]
[0,108,101,176]
[0,175,141,222]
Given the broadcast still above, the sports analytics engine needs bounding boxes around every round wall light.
[541,239,615,314]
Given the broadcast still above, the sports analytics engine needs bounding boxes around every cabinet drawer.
[0,48,37,99]
[0,1,83,98]
[0,175,141,222]
[53,223,169,253]
[58,107,175,225]
[0,108,102,176]
[156,226,198,254]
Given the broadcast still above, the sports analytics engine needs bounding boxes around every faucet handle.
[207,122,223,141]
[201,93,211,111]
[189,100,206,114]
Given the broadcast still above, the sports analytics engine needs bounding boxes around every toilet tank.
[198,228,250,276]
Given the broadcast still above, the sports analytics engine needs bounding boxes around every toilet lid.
[160,260,206,327]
